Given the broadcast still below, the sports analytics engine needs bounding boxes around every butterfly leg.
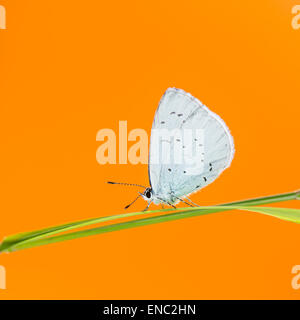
[185,197,200,207]
[156,196,176,208]
[174,196,194,207]
[156,197,176,209]
[169,192,194,207]
[165,201,176,208]
[143,200,153,212]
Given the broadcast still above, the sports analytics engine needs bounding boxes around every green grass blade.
[0,208,176,252]
[1,190,298,252]
[233,206,300,223]
[2,205,300,253]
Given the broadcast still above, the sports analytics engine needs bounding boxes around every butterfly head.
[141,187,153,202]
[107,181,155,209]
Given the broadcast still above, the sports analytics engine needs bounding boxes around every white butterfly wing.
[149,88,234,203]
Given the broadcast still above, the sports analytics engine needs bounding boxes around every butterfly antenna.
[107,181,146,188]
[124,194,142,210]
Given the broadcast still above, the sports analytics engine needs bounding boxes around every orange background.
[0,0,300,299]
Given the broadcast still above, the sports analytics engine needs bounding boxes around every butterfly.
[108,88,235,210]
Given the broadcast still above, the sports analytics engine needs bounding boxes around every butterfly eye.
[145,190,151,198]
